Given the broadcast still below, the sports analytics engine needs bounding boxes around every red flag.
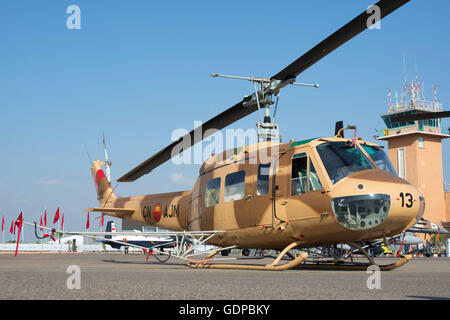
[98,214,105,228]
[61,212,64,230]
[14,212,23,256]
[44,209,47,227]
[86,212,90,230]
[53,207,60,224]
[1,215,4,232]
[40,215,43,232]
[10,219,14,234]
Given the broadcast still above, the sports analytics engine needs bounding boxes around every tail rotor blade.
[102,132,112,183]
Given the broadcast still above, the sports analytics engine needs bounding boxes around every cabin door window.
[205,177,221,207]
[224,171,246,202]
[257,163,270,195]
[291,153,308,195]
[291,153,323,195]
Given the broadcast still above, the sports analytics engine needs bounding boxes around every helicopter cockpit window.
[291,153,308,195]
[205,177,221,207]
[316,141,375,184]
[257,163,270,195]
[291,154,323,195]
[361,144,397,175]
[309,160,322,191]
[224,171,246,202]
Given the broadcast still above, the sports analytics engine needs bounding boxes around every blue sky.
[1,0,450,240]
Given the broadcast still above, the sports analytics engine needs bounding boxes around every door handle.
[244,194,252,200]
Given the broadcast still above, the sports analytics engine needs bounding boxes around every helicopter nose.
[330,169,425,234]
[386,191,425,230]
[331,193,391,230]
[330,190,424,232]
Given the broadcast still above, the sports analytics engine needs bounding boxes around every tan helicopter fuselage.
[92,137,423,250]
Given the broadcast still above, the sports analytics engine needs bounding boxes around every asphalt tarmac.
[0,252,449,300]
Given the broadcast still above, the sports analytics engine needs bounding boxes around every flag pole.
[21,209,24,244]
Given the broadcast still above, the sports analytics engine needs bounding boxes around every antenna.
[81,138,93,164]
[402,53,407,106]
[414,59,418,84]
[388,88,392,111]
[434,84,438,109]
[411,79,415,105]
[102,132,112,183]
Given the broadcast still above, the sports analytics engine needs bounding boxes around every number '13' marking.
[399,192,413,208]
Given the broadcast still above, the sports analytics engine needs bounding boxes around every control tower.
[375,80,450,226]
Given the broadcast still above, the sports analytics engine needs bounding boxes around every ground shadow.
[407,296,450,300]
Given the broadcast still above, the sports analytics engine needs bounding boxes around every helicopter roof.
[198,136,383,175]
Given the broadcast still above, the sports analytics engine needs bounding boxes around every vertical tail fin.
[91,160,117,207]
[105,221,116,239]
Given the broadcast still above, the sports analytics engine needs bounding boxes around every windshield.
[361,144,397,175]
[316,141,375,184]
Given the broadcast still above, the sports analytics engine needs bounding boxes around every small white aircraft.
[101,221,177,252]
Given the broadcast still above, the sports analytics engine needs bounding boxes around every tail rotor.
[102,132,112,183]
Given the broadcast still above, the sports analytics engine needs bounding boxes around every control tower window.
[398,148,406,179]
[418,137,424,148]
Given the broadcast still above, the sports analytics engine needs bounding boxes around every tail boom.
[91,160,117,207]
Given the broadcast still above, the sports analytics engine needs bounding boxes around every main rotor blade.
[117,100,257,182]
[118,0,410,182]
[390,111,450,123]
[271,0,410,81]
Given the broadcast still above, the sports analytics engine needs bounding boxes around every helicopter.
[20,0,423,271]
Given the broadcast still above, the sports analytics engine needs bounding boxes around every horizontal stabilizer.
[85,207,135,218]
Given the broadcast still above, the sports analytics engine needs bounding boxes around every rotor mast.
[211,73,319,142]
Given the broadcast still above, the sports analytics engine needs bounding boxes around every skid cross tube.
[188,241,308,271]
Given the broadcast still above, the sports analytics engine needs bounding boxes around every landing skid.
[299,242,412,271]
[297,254,411,271]
[188,241,411,272]
[188,242,308,271]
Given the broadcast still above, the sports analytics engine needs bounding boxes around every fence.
[0,243,110,253]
